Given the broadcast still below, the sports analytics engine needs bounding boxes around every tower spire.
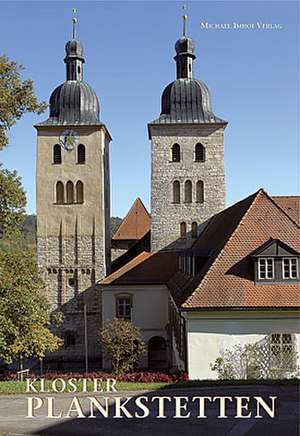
[182,4,187,37]
[174,4,195,80]
[72,8,78,39]
[64,8,85,81]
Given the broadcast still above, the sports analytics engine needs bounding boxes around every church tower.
[148,26,227,251]
[35,22,111,368]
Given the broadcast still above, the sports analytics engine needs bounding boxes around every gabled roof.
[112,198,151,241]
[272,196,300,225]
[250,238,300,257]
[104,189,300,310]
[180,190,300,309]
[100,251,178,286]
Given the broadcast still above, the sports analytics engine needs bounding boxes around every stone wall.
[150,124,226,251]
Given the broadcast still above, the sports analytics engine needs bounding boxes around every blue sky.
[0,1,299,217]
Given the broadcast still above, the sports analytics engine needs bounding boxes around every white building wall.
[184,311,300,380]
[101,285,169,369]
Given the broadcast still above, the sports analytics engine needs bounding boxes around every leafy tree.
[0,247,63,363]
[0,164,26,240]
[0,55,46,150]
[99,318,146,375]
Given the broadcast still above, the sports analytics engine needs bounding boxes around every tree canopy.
[0,164,26,240]
[100,318,146,375]
[0,55,46,150]
[0,247,63,363]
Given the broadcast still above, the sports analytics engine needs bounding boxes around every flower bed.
[2,370,189,383]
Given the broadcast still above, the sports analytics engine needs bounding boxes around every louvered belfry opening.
[53,144,62,164]
[77,144,86,164]
[195,143,205,162]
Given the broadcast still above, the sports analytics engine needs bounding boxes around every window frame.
[258,257,274,280]
[115,294,132,321]
[282,257,299,280]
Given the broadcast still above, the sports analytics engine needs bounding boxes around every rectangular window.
[116,296,131,321]
[258,258,274,280]
[282,258,298,279]
[270,333,295,369]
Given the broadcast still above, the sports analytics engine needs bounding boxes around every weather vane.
[72,8,78,39]
[182,4,188,37]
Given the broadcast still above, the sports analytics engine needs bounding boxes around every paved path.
[0,385,298,435]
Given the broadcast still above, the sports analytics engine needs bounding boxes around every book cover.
[0,1,299,435]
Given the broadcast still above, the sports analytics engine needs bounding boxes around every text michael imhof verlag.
[200,22,283,30]
[25,378,277,419]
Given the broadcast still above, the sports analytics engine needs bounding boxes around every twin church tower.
[35,17,226,364]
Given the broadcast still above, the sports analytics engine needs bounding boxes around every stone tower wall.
[150,124,226,251]
[36,125,110,369]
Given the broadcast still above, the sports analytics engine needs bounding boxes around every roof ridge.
[266,191,300,228]
[112,197,150,240]
[272,195,300,198]
[183,190,262,307]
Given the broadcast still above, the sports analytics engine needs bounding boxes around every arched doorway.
[148,336,167,370]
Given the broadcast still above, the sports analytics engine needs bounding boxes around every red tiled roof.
[272,196,300,225]
[182,190,300,309]
[112,198,151,241]
[100,251,178,286]
[104,190,300,310]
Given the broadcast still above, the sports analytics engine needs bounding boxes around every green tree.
[99,318,146,375]
[0,164,26,240]
[0,55,46,150]
[0,248,63,363]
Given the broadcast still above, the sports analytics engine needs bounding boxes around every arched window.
[191,221,198,238]
[173,181,180,203]
[195,143,205,162]
[53,144,62,164]
[56,181,64,204]
[172,144,180,162]
[76,181,84,204]
[184,180,192,203]
[77,144,86,164]
[180,222,187,238]
[196,180,204,203]
[66,181,74,204]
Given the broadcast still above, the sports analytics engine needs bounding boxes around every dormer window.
[283,258,298,279]
[252,239,299,283]
[258,258,274,280]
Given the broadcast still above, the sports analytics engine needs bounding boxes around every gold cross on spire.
[72,8,78,39]
[182,4,188,37]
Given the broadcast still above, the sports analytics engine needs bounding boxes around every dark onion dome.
[38,38,101,126]
[46,81,100,125]
[149,36,226,125]
[158,78,225,124]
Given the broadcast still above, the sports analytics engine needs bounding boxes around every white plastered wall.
[101,285,169,369]
[183,311,300,380]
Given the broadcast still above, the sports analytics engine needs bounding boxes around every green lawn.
[0,381,169,395]
[0,379,298,395]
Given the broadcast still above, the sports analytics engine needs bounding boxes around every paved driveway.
[0,385,298,435]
